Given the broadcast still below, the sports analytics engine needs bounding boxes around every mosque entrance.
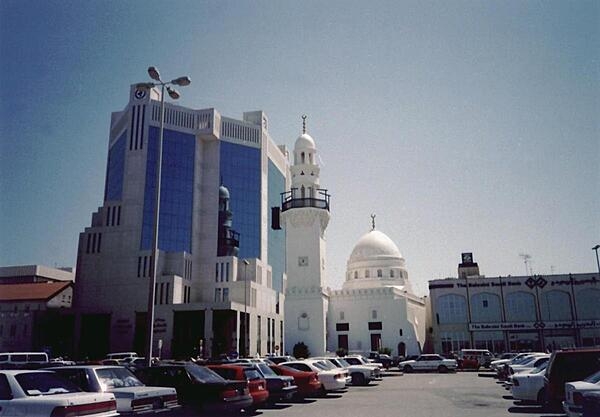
[397,342,406,357]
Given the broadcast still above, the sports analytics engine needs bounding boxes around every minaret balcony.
[281,189,330,212]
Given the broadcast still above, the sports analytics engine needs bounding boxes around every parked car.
[398,354,457,373]
[104,352,138,364]
[135,362,252,413]
[497,353,546,380]
[457,349,494,370]
[490,352,529,372]
[0,352,50,370]
[0,369,118,417]
[49,365,180,415]
[280,360,347,392]
[239,362,298,402]
[266,356,296,364]
[510,361,549,403]
[563,369,600,417]
[269,364,321,398]
[508,355,550,376]
[344,355,384,374]
[314,356,378,385]
[207,364,269,409]
[542,348,600,409]
[367,352,393,369]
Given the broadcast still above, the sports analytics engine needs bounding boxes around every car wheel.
[403,365,413,373]
[438,365,448,373]
[537,388,546,407]
[352,373,366,386]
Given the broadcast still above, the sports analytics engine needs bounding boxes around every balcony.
[280,189,330,212]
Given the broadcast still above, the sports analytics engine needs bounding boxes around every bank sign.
[469,320,600,331]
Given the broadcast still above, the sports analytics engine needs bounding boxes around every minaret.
[282,115,331,356]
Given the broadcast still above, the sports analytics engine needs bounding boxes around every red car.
[269,364,321,398]
[207,364,269,409]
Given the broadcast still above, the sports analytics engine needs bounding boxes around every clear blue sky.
[1,0,598,295]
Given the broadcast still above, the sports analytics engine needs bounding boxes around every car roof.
[0,370,53,375]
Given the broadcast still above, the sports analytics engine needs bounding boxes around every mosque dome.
[348,230,403,264]
[344,229,410,291]
[294,133,316,151]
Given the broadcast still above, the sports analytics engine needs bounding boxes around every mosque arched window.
[301,152,305,163]
[309,153,313,164]
[390,270,395,278]
[354,271,358,279]
[365,270,370,278]
[377,269,382,278]
[301,185,306,198]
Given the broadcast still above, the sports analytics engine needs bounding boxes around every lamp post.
[243,259,250,357]
[136,66,191,368]
[593,245,600,276]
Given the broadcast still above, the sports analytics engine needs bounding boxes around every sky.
[0,0,598,296]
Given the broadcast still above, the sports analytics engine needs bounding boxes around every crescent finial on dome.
[302,114,307,134]
[371,213,376,231]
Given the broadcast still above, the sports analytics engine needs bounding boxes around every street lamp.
[243,259,250,357]
[593,245,600,276]
[137,66,191,368]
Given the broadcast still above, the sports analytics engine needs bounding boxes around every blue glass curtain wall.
[104,132,126,201]
[268,159,286,293]
[219,141,261,260]
[141,127,195,253]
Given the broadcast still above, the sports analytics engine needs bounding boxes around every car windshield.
[187,365,226,383]
[531,361,548,374]
[316,360,336,370]
[96,367,144,389]
[256,363,277,376]
[244,369,263,381]
[337,358,351,367]
[311,362,329,371]
[584,370,600,384]
[16,372,81,396]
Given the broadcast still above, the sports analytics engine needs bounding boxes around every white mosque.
[283,120,427,357]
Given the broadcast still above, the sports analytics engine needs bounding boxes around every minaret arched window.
[390,269,395,278]
[301,185,306,198]
[354,271,358,279]
[309,153,313,164]
[301,152,305,164]
[365,270,370,278]
[377,269,382,278]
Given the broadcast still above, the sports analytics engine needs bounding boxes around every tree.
[293,342,310,359]
[379,347,392,355]
[336,347,348,357]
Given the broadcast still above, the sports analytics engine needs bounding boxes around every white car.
[0,370,118,417]
[49,365,180,414]
[344,355,384,375]
[563,369,600,417]
[510,362,548,403]
[490,352,530,371]
[280,360,348,392]
[507,354,550,377]
[315,357,378,385]
[398,354,457,373]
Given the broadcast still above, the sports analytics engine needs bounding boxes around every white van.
[104,352,138,363]
[0,352,49,369]
[458,349,494,368]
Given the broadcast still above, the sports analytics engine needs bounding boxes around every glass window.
[437,294,468,324]
[214,288,221,302]
[540,290,572,321]
[267,160,286,293]
[220,141,261,260]
[105,132,126,201]
[377,269,382,277]
[223,288,229,302]
[471,293,501,323]
[365,270,370,278]
[141,128,195,253]
[577,288,600,319]
[505,291,536,322]
[390,270,395,278]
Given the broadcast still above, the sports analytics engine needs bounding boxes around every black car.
[135,362,252,413]
[237,362,298,402]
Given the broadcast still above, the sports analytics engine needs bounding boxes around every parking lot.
[173,371,568,417]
